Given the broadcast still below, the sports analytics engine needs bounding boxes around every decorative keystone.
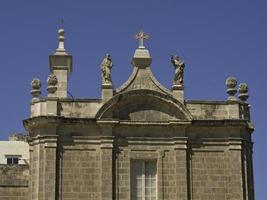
[238,83,249,102]
[226,76,237,101]
[31,79,41,102]
[47,74,58,94]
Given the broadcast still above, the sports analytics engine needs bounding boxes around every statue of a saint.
[100,54,113,85]
[171,55,185,85]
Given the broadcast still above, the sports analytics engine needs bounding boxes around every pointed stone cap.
[115,31,173,98]
[49,28,72,75]
[132,31,152,68]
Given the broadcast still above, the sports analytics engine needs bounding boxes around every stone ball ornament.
[225,76,237,100]
[238,83,249,102]
[226,76,237,89]
[30,78,41,101]
[31,78,41,90]
[47,74,58,86]
[47,74,58,94]
[238,83,248,94]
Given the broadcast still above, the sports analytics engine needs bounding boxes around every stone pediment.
[115,66,173,96]
[115,45,173,97]
[96,42,192,122]
[96,89,192,122]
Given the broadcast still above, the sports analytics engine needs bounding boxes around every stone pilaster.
[30,138,45,200]
[28,142,34,200]
[100,137,114,200]
[43,136,58,200]
[174,139,188,200]
[242,140,255,200]
[227,139,244,200]
[157,150,165,200]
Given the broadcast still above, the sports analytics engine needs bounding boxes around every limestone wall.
[191,150,243,200]
[0,164,29,200]
[61,147,101,200]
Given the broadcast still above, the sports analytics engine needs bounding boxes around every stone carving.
[47,74,58,94]
[238,83,249,102]
[226,76,237,100]
[31,79,41,102]
[101,54,113,85]
[171,55,185,85]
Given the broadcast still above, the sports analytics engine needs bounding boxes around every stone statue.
[171,55,185,85]
[101,54,113,85]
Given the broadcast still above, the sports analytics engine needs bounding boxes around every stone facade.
[0,164,29,200]
[0,29,254,200]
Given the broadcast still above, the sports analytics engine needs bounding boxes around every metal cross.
[135,30,149,48]
[60,19,64,29]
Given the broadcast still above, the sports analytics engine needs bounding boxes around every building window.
[6,156,19,165]
[131,160,157,200]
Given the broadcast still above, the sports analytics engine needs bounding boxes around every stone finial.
[31,79,41,102]
[55,28,67,54]
[132,30,151,68]
[49,28,72,98]
[100,54,113,85]
[226,76,237,101]
[171,55,185,87]
[238,83,249,102]
[47,74,58,94]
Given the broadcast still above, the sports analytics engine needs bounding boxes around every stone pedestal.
[46,98,58,116]
[172,84,184,103]
[102,84,113,104]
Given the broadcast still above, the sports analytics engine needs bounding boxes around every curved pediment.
[96,89,192,122]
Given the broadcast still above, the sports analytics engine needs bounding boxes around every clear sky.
[0,0,266,198]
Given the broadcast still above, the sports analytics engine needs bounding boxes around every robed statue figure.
[171,55,185,85]
[101,54,113,85]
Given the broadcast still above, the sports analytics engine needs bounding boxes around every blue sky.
[0,0,266,198]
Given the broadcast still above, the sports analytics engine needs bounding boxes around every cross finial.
[60,19,64,29]
[135,30,149,49]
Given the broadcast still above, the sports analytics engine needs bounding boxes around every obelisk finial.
[55,20,66,54]
[56,29,65,52]
[135,30,149,49]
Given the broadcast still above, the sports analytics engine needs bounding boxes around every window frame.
[5,155,21,165]
[130,159,157,200]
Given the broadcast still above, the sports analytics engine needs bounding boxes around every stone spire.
[49,27,72,98]
[132,30,152,68]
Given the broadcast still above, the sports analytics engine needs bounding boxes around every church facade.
[13,29,254,200]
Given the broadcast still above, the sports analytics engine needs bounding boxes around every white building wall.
[0,141,29,164]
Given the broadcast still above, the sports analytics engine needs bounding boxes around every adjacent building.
[0,134,29,200]
[0,134,29,165]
